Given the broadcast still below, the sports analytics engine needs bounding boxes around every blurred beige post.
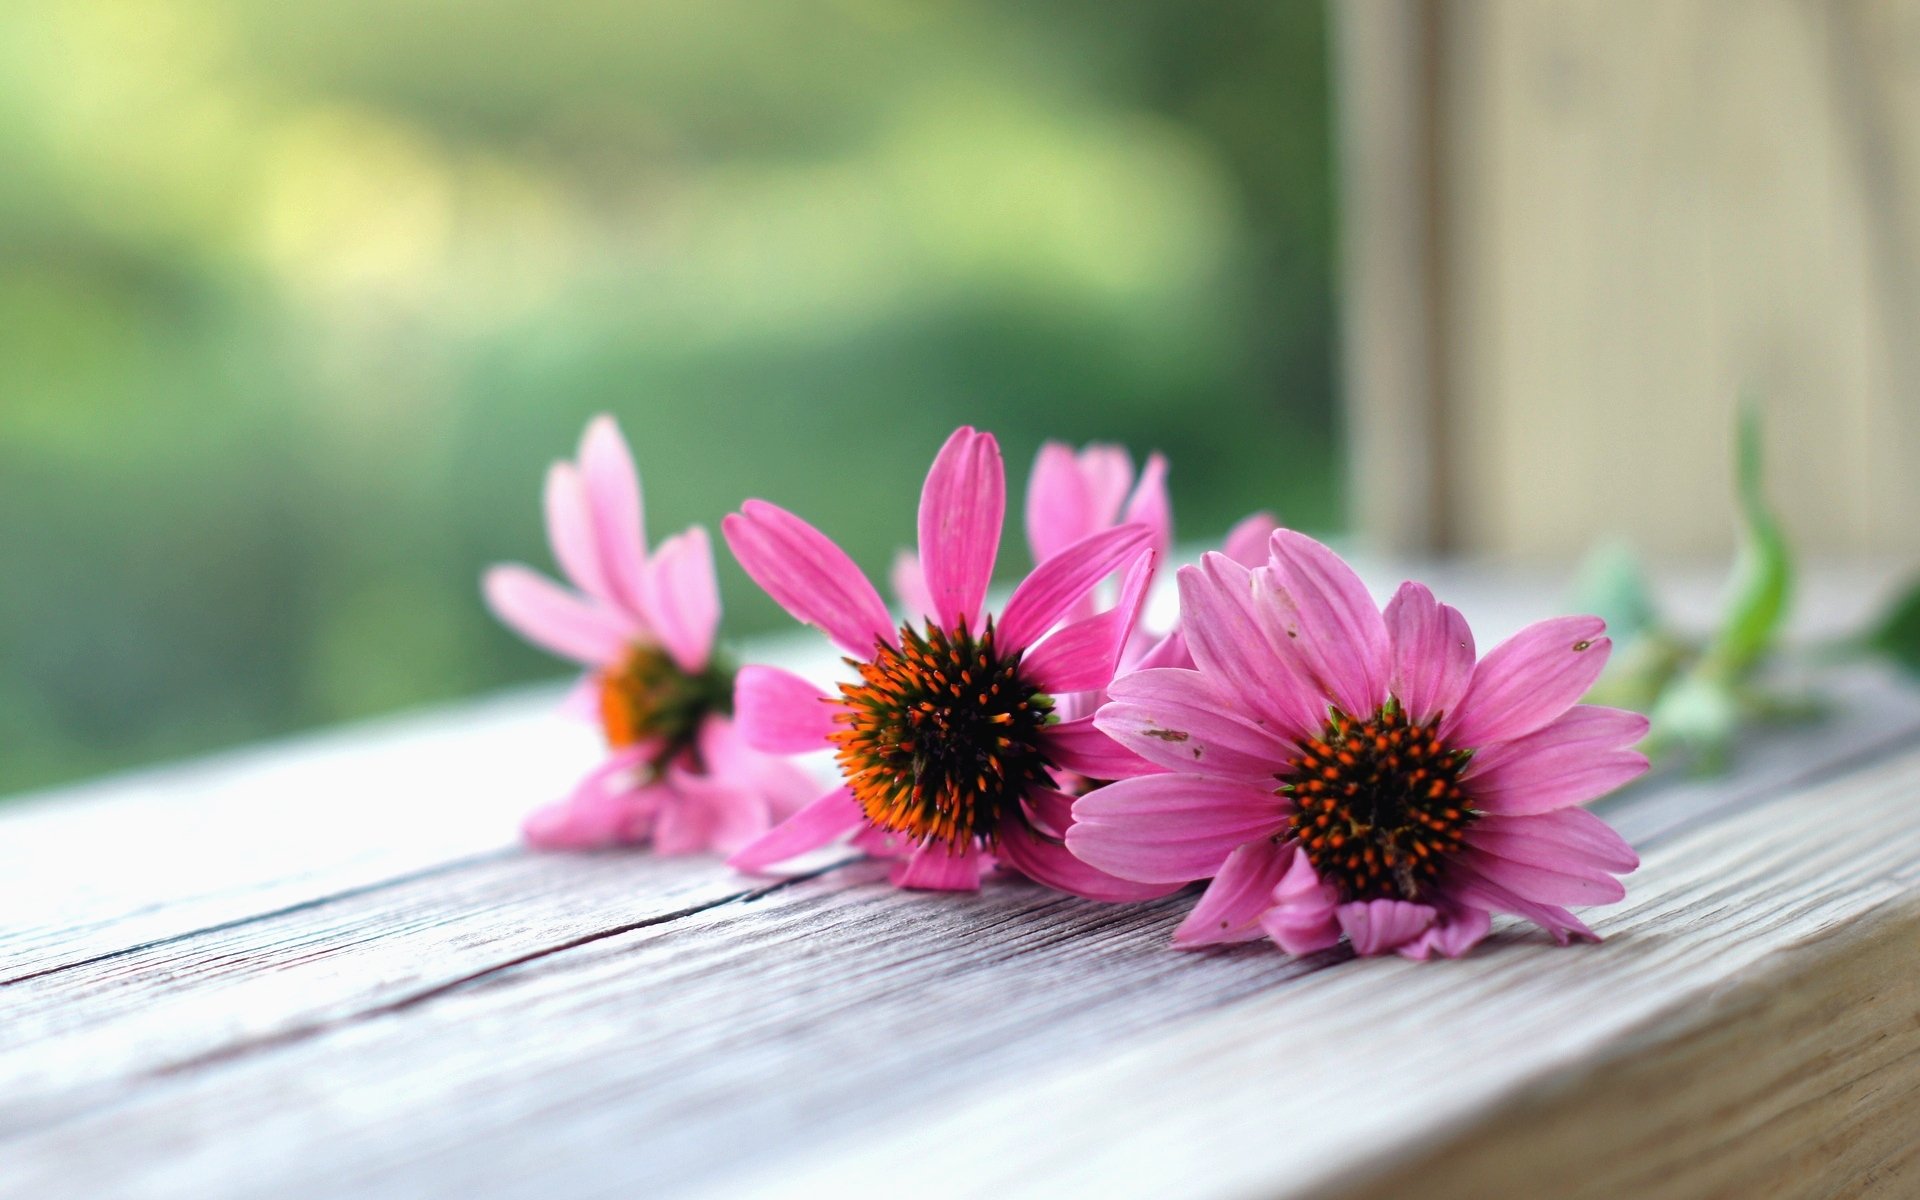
[1336,0,1920,559]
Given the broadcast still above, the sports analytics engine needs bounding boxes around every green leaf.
[1865,576,1920,678]
[1703,400,1793,681]
[1569,540,1660,644]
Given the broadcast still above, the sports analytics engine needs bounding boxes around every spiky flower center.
[1286,703,1475,903]
[829,619,1054,851]
[599,644,733,766]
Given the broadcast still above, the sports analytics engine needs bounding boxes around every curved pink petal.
[1066,774,1289,883]
[1448,616,1611,748]
[544,463,616,609]
[890,549,937,622]
[734,665,836,755]
[1258,846,1342,955]
[660,765,774,855]
[645,526,720,673]
[1122,452,1172,560]
[522,746,654,849]
[999,805,1180,902]
[578,415,650,617]
[1467,808,1638,875]
[1448,860,1597,945]
[1261,529,1391,719]
[1021,550,1155,695]
[484,565,634,666]
[918,427,1004,631]
[1039,718,1159,781]
[723,501,896,657]
[1025,442,1095,566]
[698,714,818,821]
[1097,667,1295,783]
[997,524,1153,652]
[727,787,864,873]
[1222,511,1279,567]
[1384,581,1475,725]
[1397,905,1491,960]
[1176,555,1327,736]
[1466,705,1650,815]
[1337,899,1437,956]
[890,843,987,891]
[1172,838,1293,946]
[1457,846,1625,906]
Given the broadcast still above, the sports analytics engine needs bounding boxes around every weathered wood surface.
[3,571,1919,1198]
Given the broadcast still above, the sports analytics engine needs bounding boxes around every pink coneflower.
[1068,530,1648,958]
[723,427,1171,897]
[483,416,813,853]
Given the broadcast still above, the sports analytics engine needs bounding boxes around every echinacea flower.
[1068,530,1648,958]
[722,426,1173,897]
[483,416,813,853]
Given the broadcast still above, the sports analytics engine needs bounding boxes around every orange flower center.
[598,644,733,764]
[1286,704,1475,903]
[828,619,1054,852]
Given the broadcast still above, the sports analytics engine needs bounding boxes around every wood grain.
[2,663,1917,1198]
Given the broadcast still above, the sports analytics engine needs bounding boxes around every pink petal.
[1261,529,1391,720]
[1383,581,1475,725]
[1066,774,1289,883]
[484,564,634,666]
[544,462,616,609]
[723,501,896,657]
[1097,667,1295,783]
[997,524,1153,652]
[1467,808,1639,874]
[917,427,1005,631]
[661,764,774,855]
[1457,846,1625,907]
[727,787,865,873]
[998,803,1180,901]
[1077,445,1136,527]
[578,415,651,617]
[1021,550,1156,694]
[560,672,602,722]
[645,526,720,674]
[1258,846,1343,955]
[1466,705,1651,815]
[1122,452,1172,560]
[1040,718,1159,781]
[1397,905,1492,960]
[1221,511,1279,567]
[890,549,937,622]
[1172,838,1293,946]
[522,746,655,849]
[1448,616,1611,748]
[1337,899,1438,956]
[1176,555,1327,735]
[699,714,819,821]
[1448,860,1598,945]
[1025,442,1095,566]
[734,665,836,755]
[890,843,987,891]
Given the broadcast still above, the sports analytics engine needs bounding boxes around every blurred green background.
[0,0,1340,796]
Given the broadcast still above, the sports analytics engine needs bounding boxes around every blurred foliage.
[0,0,1340,794]
[1579,403,1809,769]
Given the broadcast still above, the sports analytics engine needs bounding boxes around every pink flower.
[722,426,1173,897]
[1068,530,1648,958]
[898,440,1279,722]
[483,416,814,853]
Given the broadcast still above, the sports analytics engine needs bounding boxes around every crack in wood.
[139,861,857,1083]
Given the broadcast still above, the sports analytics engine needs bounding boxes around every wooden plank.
[725,748,1920,1200]
[2,667,1917,1198]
